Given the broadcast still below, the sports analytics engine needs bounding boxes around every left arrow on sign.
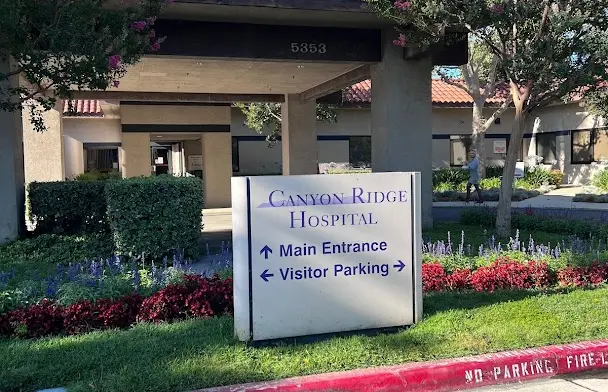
[260,269,274,282]
[393,260,406,272]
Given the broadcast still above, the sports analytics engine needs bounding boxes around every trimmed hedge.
[28,181,108,235]
[105,176,203,258]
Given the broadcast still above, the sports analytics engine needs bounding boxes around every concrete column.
[0,58,25,243]
[22,102,65,183]
[371,30,433,228]
[202,133,232,208]
[121,133,151,177]
[64,135,84,179]
[281,95,317,175]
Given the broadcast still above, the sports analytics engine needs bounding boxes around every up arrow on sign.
[260,245,273,260]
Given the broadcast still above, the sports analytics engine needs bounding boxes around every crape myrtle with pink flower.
[0,0,174,132]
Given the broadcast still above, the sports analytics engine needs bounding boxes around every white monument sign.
[232,172,423,342]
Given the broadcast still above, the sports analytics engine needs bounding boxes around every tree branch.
[483,96,513,130]
[436,68,472,96]
[2,67,23,79]
[482,55,500,100]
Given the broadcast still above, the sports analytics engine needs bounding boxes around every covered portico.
[1,0,467,243]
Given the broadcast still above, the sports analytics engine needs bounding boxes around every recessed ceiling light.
[297,65,305,68]
[156,136,163,138]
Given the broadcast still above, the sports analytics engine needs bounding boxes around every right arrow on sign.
[393,260,406,272]
[260,269,274,282]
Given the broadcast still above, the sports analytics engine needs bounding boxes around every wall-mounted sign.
[493,140,507,154]
[232,172,422,342]
[155,20,381,62]
[188,155,203,171]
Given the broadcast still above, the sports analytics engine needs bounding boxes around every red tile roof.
[344,79,508,106]
[63,100,104,117]
[62,79,510,117]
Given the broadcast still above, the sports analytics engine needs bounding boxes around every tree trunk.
[472,100,487,178]
[496,104,527,237]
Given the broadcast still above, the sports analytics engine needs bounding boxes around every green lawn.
[1,287,607,392]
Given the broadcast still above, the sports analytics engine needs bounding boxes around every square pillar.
[202,133,232,208]
[22,101,65,183]
[371,30,433,228]
[281,95,318,175]
[64,135,85,179]
[121,133,151,177]
[0,58,25,244]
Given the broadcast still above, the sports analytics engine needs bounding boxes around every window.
[571,128,608,164]
[84,147,119,172]
[232,137,240,172]
[571,130,592,164]
[349,136,371,167]
[536,133,557,165]
[450,135,472,166]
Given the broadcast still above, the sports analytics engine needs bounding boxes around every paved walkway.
[470,372,608,391]
[436,186,608,211]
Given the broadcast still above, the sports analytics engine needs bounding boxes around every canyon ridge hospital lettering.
[232,172,423,342]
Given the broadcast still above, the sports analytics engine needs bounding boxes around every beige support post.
[121,133,151,177]
[202,133,232,208]
[281,95,318,175]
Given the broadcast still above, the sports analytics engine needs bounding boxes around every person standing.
[463,149,483,203]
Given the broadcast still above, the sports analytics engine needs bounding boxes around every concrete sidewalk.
[471,372,608,391]
[435,186,608,211]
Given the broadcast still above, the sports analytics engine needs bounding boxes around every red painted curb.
[199,340,608,392]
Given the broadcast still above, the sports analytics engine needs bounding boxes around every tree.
[235,102,338,142]
[436,37,512,177]
[0,0,172,132]
[365,0,608,236]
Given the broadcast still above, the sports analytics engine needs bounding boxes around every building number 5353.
[290,43,327,54]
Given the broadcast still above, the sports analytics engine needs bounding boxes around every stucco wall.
[121,105,231,125]
[64,135,84,179]
[64,118,121,143]
[202,133,232,208]
[23,105,65,183]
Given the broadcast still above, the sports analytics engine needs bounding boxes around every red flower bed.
[0,274,233,339]
[421,263,447,292]
[558,262,608,287]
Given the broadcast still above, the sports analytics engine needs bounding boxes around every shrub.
[480,177,501,190]
[470,259,553,293]
[549,170,564,186]
[63,300,99,335]
[28,181,108,235]
[96,294,143,329]
[105,176,204,259]
[421,263,447,292]
[485,166,504,179]
[557,262,608,287]
[445,268,472,291]
[432,168,468,187]
[9,300,64,338]
[592,168,608,192]
[74,170,122,181]
[524,167,556,188]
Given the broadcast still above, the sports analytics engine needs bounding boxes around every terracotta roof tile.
[344,79,508,106]
[63,100,104,117]
[63,79,510,117]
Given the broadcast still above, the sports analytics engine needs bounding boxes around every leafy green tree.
[436,37,512,177]
[235,102,338,142]
[365,0,608,236]
[0,0,171,132]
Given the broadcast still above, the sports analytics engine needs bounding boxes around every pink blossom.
[489,3,505,14]
[394,1,412,10]
[149,29,156,39]
[150,41,161,51]
[392,33,407,47]
[108,55,123,70]
[130,21,147,31]
[113,80,120,88]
